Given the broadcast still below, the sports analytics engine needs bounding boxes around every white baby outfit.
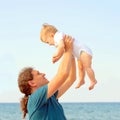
[54,32,93,60]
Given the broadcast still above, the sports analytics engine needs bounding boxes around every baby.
[40,23,97,90]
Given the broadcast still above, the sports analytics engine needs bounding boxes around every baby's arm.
[52,39,65,63]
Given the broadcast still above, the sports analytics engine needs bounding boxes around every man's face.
[30,70,49,88]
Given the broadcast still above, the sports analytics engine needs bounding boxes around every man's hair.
[18,67,33,118]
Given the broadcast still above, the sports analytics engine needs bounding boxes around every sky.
[0,0,120,103]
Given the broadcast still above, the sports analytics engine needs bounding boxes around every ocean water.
[0,102,120,120]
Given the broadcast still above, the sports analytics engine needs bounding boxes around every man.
[18,35,76,120]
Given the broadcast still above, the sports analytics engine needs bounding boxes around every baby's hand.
[52,52,64,63]
[52,55,60,63]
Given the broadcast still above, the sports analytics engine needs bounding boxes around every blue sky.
[0,0,120,102]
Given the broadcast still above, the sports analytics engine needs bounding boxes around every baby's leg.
[86,67,97,90]
[80,52,97,90]
[75,60,85,88]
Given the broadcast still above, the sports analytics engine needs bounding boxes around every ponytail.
[20,95,29,118]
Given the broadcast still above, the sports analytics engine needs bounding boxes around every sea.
[0,102,120,120]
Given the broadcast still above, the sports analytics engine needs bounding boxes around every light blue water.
[63,102,120,120]
[0,102,120,120]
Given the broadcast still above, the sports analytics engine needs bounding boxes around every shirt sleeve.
[30,85,48,109]
[54,90,58,98]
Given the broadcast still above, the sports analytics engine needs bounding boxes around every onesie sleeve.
[54,32,64,47]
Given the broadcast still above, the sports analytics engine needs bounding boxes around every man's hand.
[64,35,74,52]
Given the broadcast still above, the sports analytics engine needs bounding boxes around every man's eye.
[38,72,42,75]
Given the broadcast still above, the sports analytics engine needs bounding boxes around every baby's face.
[45,36,54,46]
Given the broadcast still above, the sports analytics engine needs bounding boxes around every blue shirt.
[27,85,67,120]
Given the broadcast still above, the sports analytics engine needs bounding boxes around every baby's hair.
[40,23,58,42]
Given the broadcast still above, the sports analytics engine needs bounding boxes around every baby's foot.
[89,80,97,90]
[75,81,85,89]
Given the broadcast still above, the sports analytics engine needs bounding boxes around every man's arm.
[56,56,76,99]
[47,36,73,99]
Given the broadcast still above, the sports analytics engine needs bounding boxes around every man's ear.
[28,80,36,87]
